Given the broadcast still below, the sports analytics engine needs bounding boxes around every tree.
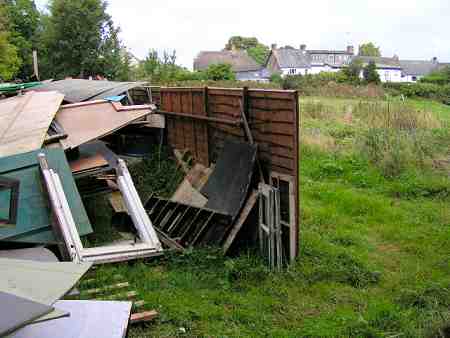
[3,0,41,79]
[420,66,450,85]
[42,0,128,79]
[341,58,363,84]
[225,36,269,65]
[363,61,381,84]
[204,63,235,81]
[0,4,21,80]
[358,42,381,57]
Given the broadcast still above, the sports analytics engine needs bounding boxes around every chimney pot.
[271,43,277,50]
[432,57,438,63]
[300,44,307,51]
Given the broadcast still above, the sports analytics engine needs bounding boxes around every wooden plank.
[83,282,129,296]
[223,190,258,254]
[57,101,151,150]
[0,91,64,157]
[250,108,295,123]
[250,98,295,111]
[130,310,158,324]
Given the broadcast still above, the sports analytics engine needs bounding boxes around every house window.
[412,76,417,81]
[289,68,297,75]
[385,71,390,82]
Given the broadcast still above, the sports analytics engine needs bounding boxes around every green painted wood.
[0,149,92,243]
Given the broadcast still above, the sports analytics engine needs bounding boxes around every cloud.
[35,0,450,68]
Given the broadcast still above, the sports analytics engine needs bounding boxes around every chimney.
[300,44,307,52]
[271,43,277,50]
[432,56,438,64]
[347,45,354,55]
[393,54,399,61]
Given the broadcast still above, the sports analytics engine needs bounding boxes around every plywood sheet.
[10,301,132,338]
[171,179,207,208]
[202,140,257,219]
[56,101,152,150]
[0,91,64,157]
[0,258,92,305]
[69,152,108,173]
[0,291,53,337]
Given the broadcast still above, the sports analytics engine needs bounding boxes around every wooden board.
[69,152,109,173]
[0,91,64,157]
[0,291,53,337]
[56,101,153,150]
[10,301,132,338]
[0,148,93,244]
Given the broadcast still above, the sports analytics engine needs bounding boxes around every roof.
[0,148,93,244]
[193,51,261,72]
[354,56,402,69]
[235,68,272,81]
[0,91,64,158]
[308,50,352,55]
[32,79,147,103]
[400,60,439,76]
[271,48,311,68]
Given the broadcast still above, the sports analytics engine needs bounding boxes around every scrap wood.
[0,91,64,157]
[171,178,208,208]
[9,300,133,338]
[223,190,259,254]
[69,152,109,173]
[56,100,154,150]
[130,310,159,324]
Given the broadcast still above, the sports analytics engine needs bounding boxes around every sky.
[35,0,450,69]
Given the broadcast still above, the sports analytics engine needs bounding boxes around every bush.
[384,82,450,101]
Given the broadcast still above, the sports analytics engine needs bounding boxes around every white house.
[354,56,403,83]
[399,59,440,83]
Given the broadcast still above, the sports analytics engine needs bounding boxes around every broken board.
[0,91,64,158]
[0,148,92,244]
[201,140,257,220]
[56,100,153,150]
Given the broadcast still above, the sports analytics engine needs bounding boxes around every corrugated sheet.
[33,79,147,103]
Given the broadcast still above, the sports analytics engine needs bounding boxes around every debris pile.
[0,80,300,336]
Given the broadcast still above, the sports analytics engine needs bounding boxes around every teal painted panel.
[0,149,92,243]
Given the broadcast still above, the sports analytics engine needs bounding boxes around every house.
[265,44,311,76]
[265,44,354,76]
[307,45,354,74]
[354,56,403,83]
[193,50,267,81]
[400,58,440,82]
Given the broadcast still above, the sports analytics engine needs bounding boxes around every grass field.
[82,96,450,337]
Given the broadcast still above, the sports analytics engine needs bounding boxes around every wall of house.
[401,74,422,83]
[281,68,308,77]
[309,65,341,75]
[359,68,403,83]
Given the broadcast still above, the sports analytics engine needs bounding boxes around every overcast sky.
[35,0,450,69]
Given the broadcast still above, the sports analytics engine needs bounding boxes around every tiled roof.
[193,51,261,72]
[271,48,310,68]
[400,60,439,76]
[354,56,402,69]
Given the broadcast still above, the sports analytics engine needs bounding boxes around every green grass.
[82,97,450,337]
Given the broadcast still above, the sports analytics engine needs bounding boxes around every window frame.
[0,176,20,226]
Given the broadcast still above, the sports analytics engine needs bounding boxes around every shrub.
[384,82,450,102]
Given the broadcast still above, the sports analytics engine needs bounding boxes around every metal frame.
[38,154,162,264]
[0,176,20,226]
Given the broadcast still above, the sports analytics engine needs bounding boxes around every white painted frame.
[39,154,163,264]
[270,171,296,263]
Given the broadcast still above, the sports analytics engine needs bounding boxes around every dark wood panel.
[250,109,295,123]
[250,98,295,111]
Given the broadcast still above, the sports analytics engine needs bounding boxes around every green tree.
[0,4,21,80]
[358,42,381,57]
[363,61,381,84]
[225,36,269,65]
[420,66,450,85]
[42,0,127,79]
[341,59,363,84]
[3,0,41,79]
[205,63,235,81]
